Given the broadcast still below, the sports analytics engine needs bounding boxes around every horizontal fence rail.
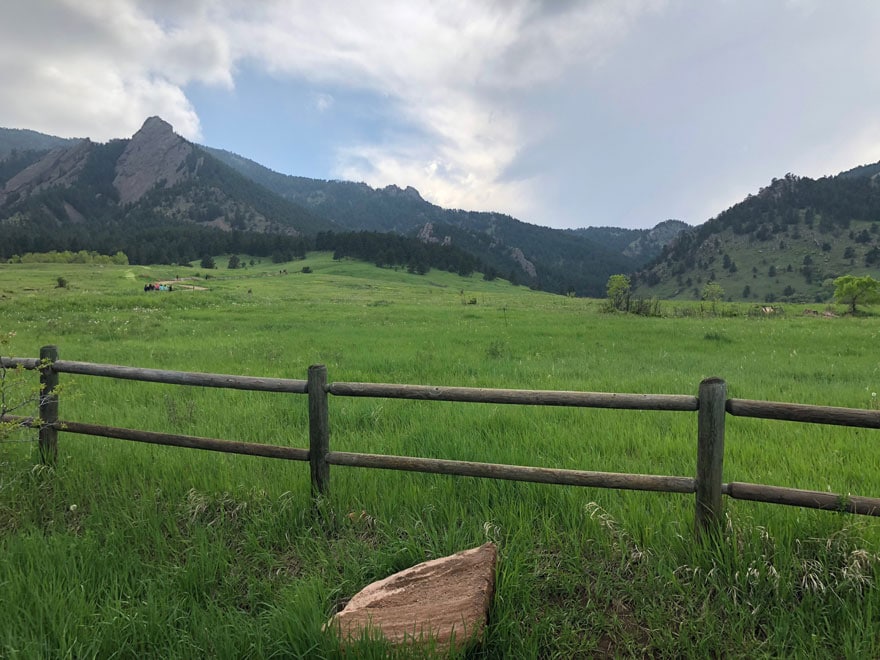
[58,420,311,461]
[727,398,880,428]
[328,382,699,411]
[325,451,697,493]
[51,360,309,393]
[4,346,880,537]
[0,414,310,461]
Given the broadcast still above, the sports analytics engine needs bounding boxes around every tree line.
[315,231,485,276]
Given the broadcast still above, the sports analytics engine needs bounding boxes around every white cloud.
[6,1,877,229]
[218,0,661,214]
[0,0,232,141]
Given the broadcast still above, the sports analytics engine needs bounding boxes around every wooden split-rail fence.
[2,345,880,538]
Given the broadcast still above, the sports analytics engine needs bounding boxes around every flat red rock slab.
[329,542,497,652]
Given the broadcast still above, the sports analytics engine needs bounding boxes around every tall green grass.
[1,256,879,657]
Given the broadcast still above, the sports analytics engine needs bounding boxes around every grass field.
[2,255,879,657]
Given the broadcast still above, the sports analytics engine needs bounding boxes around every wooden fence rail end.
[727,481,880,516]
[0,357,41,370]
[726,398,880,428]
[0,413,39,427]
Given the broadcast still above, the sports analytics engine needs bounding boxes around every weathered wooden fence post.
[695,377,726,538]
[308,364,330,497]
[39,344,59,465]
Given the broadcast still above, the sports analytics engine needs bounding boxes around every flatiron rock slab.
[329,542,497,652]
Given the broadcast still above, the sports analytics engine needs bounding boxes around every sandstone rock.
[2,139,92,203]
[113,116,193,205]
[329,542,497,653]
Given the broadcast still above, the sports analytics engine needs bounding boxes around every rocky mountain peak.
[140,116,173,133]
[383,184,424,201]
[113,117,193,205]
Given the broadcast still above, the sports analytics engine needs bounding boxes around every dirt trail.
[150,278,208,291]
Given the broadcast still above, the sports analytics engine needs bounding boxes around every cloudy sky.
[2,1,879,230]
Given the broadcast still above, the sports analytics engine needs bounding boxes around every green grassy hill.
[637,218,880,303]
[636,171,880,302]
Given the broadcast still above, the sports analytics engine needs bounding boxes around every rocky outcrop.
[417,222,451,246]
[113,116,193,205]
[509,247,537,278]
[623,219,690,259]
[1,139,91,205]
[328,542,497,653]
[417,222,436,243]
[383,184,424,202]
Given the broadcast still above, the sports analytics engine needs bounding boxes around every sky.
[2,1,880,230]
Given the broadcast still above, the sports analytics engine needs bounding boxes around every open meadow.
[2,255,879,657]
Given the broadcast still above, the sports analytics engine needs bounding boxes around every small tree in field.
[833,275,880,314]
[200,255,215,269]
[606,274,631,312]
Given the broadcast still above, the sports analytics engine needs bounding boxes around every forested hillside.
[635,171,880,302]
[0,119,325,264]
[205,146,641,296]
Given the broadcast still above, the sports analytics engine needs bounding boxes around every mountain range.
[0,117,686,296]
[3,116,879,302]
